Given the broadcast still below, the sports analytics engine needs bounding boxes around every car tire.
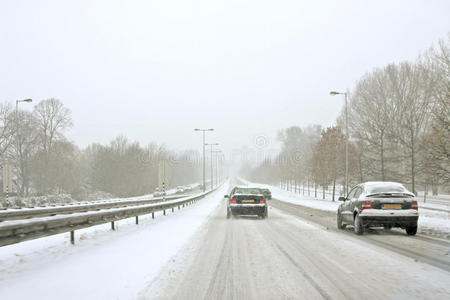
[227,208,231,219]
[337,212,346,230]
[406,225,417,236]
[354,214,364,235]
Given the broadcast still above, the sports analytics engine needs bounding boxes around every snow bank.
[239,178,340,212]
[0,182,202,210]
[0,181,229,300]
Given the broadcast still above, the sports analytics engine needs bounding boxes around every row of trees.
[88,137,201,197]
[245,34,449,197]
[342,35,449,194]
[1,99,201,199]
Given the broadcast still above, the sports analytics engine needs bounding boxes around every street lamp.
[194,128,214,192]
[15,98,32,196]
[16,98,33,121]
[205,143,219,190]
[330,91,348,196]
[212,150,222,187]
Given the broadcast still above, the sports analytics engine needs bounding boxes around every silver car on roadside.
[337,182,419,235]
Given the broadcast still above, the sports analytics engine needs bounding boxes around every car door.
[342,187,357,223]
[350,187,363,215]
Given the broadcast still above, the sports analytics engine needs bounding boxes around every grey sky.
[1,0,449,156]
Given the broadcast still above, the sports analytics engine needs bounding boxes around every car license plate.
[384,204,401,209]
[242,199,254,203]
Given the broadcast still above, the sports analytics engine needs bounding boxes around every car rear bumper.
[229,204,267,215]
[360,209,418,227]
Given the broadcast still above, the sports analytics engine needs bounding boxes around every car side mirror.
[338,197,346,201]
[224,195,229,198]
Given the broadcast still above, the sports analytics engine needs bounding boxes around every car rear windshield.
[366,184,410,195]
[234,188,261,195]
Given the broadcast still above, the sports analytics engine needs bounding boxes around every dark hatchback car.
[337,182,419,235]
[225,186,268,219]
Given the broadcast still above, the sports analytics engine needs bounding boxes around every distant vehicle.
[184,185,193,191]
[260,188,272,200]
[153,188,165,197]
[176,186,185,194]
[337,182,418,235]
[225,186,268,219]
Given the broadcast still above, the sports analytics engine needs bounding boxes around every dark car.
[260,188,272,200]
[337,182,418,235]
[225,186,268,219]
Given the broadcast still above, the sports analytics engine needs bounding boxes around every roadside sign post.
[158,161,170,201]
[3,163,12,206]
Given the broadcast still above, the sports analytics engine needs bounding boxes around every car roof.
[362,181,405,186]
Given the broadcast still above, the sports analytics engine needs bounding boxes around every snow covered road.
[141,197,450,299]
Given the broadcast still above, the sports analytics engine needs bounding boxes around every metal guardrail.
[0,187,221,247]
[0,194,186,222]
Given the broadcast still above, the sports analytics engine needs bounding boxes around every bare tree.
[347,68,396,181]
[422,35,450,189]
[0,103,14,157]
[33,98,73,154]
[311,126,346,200]
[32,99,73,194]
[11,110,40,195]
[387,62,434,194]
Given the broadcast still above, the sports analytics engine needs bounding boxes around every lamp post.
[212,150,222,187]
[16,98,33,136]
[330,91,348,196]
[194,128,214,192]
[205,143,219,190]
[15,98,32,196]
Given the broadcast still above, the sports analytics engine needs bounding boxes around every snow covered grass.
[0,181,228,300]
[0,183,201,210]
[241,178,450,238]
[239,178,340,212]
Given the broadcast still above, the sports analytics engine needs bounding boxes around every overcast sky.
[1,0,449,157]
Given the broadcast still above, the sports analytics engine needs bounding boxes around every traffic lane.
[142,200,317,299]
[269,199,450,272]
[141,200,450,300]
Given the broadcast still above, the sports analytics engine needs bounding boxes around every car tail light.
[361,200,372,210]
[260,198,265,203]
[230,198,237,203]
[412,200,418,211]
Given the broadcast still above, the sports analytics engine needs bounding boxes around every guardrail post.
[152,211,154,219]
[111,221,115,230]
[70,230,75,245]
[163,209,166,215]
[178,205,180,210]
[172,207,174,213]
[136,216,138,224]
